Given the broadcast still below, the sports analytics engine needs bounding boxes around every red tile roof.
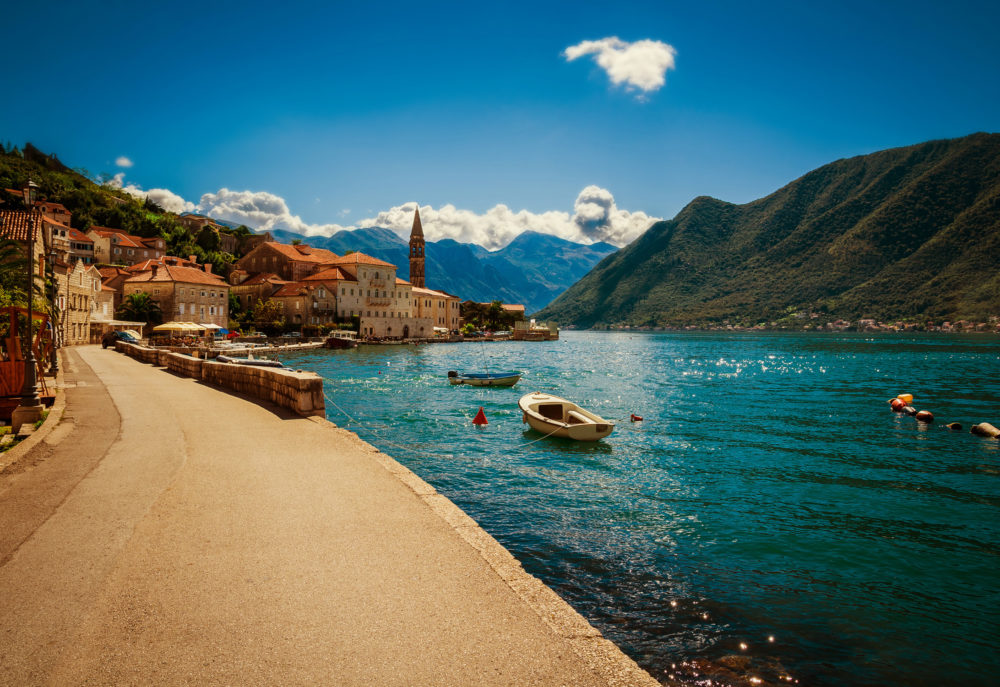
[125,264,229,287]
[329,251,396,268]
[238,272,286,286]
[303,266,355,282]
[262,242,340,264]
[395,277,411,285]
[0,209,41,241]
[67,227,93,243]
[127,256,197,272]
[271,283,310,298]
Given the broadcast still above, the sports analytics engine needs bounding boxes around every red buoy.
[630,414,643,422]
[472,407,488,425]
[889,398,906,412]
[915,410,934,423]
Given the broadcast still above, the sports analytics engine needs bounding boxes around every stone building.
[234,242,339,283]
[87,227,165,265]
[55,260,103,346]
[123,262,230,327]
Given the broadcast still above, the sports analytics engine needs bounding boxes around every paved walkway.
[0,346,658,686]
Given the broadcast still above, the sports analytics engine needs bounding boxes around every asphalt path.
[0,346,658,686]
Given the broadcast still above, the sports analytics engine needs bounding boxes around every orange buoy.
[472,407,488,425]
[630,414,643,422]
[915,410,934,423]
[897,393,914,404]
[889,398,906,412]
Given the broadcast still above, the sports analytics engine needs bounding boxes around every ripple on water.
[284,331,1000,686]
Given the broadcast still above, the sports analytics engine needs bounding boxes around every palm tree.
[117,291,163,325]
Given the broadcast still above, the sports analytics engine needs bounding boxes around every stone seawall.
[115,342,324,417]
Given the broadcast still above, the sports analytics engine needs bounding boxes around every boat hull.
[518,392,614,441]
[448,371,522,387]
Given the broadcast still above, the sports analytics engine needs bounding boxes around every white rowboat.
[518,392,615,441]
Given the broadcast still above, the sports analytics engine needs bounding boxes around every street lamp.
[13,179,42,431]
[48,247,59,374]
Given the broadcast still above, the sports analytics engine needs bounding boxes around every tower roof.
[410,206,424,239]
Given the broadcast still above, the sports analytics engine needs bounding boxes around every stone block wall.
[114,342,324,417]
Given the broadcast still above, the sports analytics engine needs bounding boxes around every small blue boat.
[447,370,522,387]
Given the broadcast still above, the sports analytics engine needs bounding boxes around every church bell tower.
[409,206,425,288]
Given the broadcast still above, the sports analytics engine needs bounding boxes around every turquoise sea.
[282,332,1000,686]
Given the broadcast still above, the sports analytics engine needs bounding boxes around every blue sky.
[3,0,998,248]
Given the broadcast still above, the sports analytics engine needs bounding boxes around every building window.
[179,303,185,314]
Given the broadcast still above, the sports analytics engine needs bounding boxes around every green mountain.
[535,133,1000,327]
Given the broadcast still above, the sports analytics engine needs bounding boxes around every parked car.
[286,331,302,337]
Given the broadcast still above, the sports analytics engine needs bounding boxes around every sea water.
[281,331,1000,686]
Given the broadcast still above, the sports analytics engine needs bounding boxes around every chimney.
[204,263,213,274]
[189,255,197,264]
[151,264,158,277]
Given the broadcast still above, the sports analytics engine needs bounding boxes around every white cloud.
[360,187,658,249]
[197,188,350,237]
[564,37,676,97]
[104,172,196,213]
[100,174,657,248]
[115,156,134,168]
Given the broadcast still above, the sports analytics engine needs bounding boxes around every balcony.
[366,297,393,306]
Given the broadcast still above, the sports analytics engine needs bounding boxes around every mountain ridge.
[535,132,1000,327]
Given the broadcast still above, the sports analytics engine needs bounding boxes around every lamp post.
[48,247,59,374]
[13,179,43,432]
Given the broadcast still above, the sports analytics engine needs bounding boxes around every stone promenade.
[0,346,659,686]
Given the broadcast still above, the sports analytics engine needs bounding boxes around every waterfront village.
[0,192,557,349]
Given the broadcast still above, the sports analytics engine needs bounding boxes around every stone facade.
[123,263,230,327]
[235,242,339,283]
[56,260,102,346]
[87,227,165,265]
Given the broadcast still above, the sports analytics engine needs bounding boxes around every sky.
[3,0,998,250]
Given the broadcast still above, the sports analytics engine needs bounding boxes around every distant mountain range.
[536,132,1000,327]
[264,227,617,313]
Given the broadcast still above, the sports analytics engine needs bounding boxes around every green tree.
[251,298,285,336]
[117,291,163,326]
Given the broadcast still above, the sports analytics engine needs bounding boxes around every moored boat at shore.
[518,392,614,441]
[448,370,522,387]
[324,331,359,349]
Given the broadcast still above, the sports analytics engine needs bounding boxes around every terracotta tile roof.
[238,272,286,286]
[125,264,229,287]
[502,304,526,312]
[98,266,130,280]
[412,286,459,299]
[0,209,41,241]
[303,266,355,282]
[67,227,93,243]
[395,277,411,285]
[41,216,71,230]
[271,283,311,297]
[127,256,197,272]
[263,242,340,264]
[329,251,396,268]
[88,227,146,249]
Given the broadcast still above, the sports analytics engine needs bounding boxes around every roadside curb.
[305,414,661,687]
[0,352,67,474]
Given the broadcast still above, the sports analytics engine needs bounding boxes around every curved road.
[0,346,657,686]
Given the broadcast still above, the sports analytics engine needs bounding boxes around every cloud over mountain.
[564,37,677,97]
[105,173,656,249]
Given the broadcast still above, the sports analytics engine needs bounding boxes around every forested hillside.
[536,133,1000,328]
[0,143,244,275]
